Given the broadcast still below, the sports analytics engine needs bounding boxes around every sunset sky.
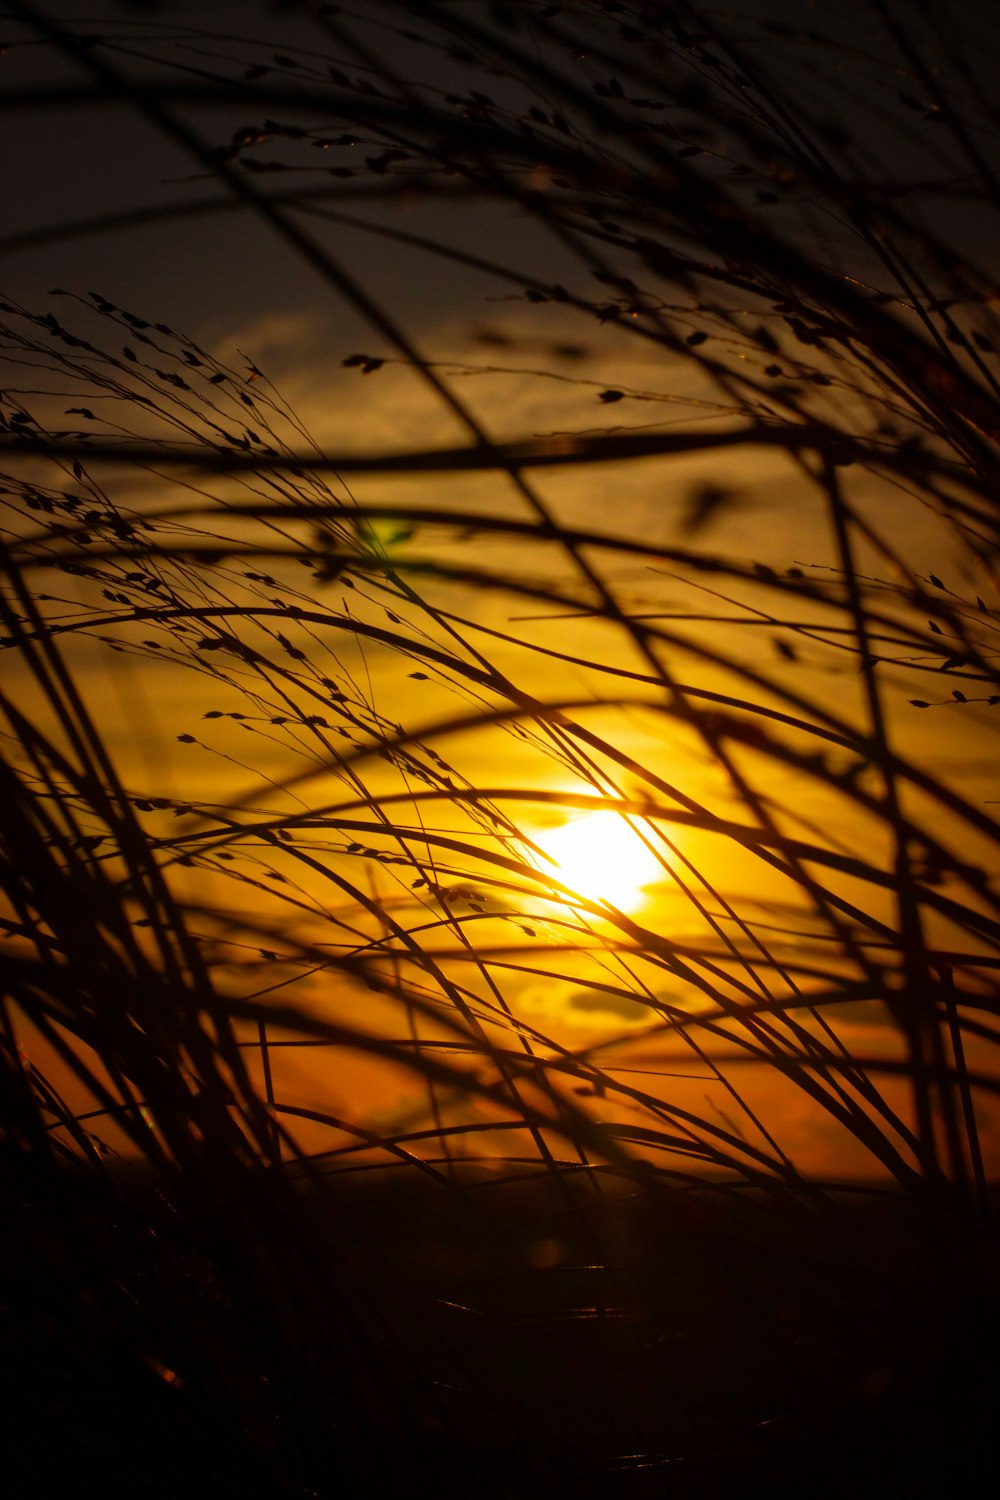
[4,0,1000,1188]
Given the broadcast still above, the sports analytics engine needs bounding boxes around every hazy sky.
[5,1,1000,1182]
[9,1,996,347]
[3,0,575,342]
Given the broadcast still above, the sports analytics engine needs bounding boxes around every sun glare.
[534,809,663,912]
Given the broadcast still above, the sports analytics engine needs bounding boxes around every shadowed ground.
[4,1158,997,1498]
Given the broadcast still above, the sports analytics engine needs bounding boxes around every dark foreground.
[3,1156,998,1498]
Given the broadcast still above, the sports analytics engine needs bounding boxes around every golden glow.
[535,809,663,912]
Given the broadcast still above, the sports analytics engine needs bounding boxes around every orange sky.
[4,1,999,1194]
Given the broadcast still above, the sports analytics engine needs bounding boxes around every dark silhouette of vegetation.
[2,2,999,1494]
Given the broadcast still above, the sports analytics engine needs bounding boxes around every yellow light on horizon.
[534,809,663,912]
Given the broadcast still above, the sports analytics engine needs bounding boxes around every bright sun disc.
[535,810,662,912]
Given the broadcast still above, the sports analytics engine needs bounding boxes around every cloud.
[567,987,652,1024]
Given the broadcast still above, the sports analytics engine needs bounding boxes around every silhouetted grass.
[2,3,999,1495]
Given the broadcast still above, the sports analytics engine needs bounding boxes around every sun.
[533,809,663,912]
